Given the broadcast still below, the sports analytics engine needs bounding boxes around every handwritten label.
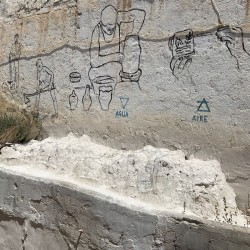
[7,108,16,113]
[115,111,128,118]
[192,115,208,122]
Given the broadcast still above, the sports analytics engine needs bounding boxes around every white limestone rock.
[0,134,247,226]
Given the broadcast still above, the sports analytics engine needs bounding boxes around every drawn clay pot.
[69,72,81,83]
[98,85,113,111]
[121,35,141,81]
[69,90,78,110]
[82,85,92,111]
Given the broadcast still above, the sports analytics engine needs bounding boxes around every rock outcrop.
[0,0,249,248]
[0,135,249,249]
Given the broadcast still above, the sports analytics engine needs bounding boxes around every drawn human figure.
[88,5,146,110]
[24,59,58,118]
[216,26,250,69]
[168,29,195,78]
[8,34,21,90]
[36,59,58,117]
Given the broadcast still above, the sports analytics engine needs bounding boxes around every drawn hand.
[38,80,50,91]
[169,29,194,78]
[216,26,249,67]
[170,56,192,77]
[116,53,124,64]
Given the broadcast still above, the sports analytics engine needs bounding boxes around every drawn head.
[36,59,43,71]
[14,34,19,43]
[100,5,117,35]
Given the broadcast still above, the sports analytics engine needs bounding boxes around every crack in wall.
[210,0,223,26]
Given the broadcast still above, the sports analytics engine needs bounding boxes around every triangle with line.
[197,98,210,112]
[120,97,129,109]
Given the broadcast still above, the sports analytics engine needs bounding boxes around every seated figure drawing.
[88,5,146,111]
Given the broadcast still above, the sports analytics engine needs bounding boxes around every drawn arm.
[46,67,54,86]
[17,44,21,59]
[9,45,15,61]
[117,9,146,36]
[90,25,123,68]
[38,67,54,91]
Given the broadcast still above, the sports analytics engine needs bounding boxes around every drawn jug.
[69,90,78,110]
[83,85,92,111]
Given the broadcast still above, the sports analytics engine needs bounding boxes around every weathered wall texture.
[0,168,249,250]
[0,0,250,209]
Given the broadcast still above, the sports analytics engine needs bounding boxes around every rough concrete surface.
[0,0,249,248]
[0,0,249,209]
[0,163,249,250]
[0,134,247,225]
[0,135,248,249]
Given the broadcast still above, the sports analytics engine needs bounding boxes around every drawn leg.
[35,92,41,113]
[15,60,19,89]
[8,59,15,90]
[13,60,18,89]
[50,89,58,117]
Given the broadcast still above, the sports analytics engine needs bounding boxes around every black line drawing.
[168,29,195,78]
[98,85,113,111]
[88,5,146,110]
[119,35,142,84]
[82,85,92,111]
[24,59,58,118]
[69,72,81,83]
[120,97,129,109]
[8,34,21,90]
[197,98,210,112]
[69,90,78,110]
[216,26,250,69]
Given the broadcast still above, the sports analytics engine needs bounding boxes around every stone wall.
[0,0,249,208]
[0,168,249,250]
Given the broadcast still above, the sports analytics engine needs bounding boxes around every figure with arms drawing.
[24,59,58,118]
[88,5,145,110]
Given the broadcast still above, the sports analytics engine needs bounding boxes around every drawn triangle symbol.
[197,98,210,112]
[120,97,129,109]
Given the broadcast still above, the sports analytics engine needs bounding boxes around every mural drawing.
[69,90,78,110]
[8,34,21,90]
[69,72,81,83]
[168,29,195,78]
[88,5,146,110]
[216,26,250,69]
[82,85,92,111]
[24,59,58,118]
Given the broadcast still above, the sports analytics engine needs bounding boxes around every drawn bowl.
[69,72,81,83]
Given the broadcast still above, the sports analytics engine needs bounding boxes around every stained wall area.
[0,0,250,209]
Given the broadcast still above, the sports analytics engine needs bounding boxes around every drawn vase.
[98,85,113,111]
[69,90,78,110]
[82,85,92,111]
[120,35,142,82]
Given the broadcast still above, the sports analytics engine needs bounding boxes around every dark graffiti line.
[1,25,250,69]
[0,44,90,68]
